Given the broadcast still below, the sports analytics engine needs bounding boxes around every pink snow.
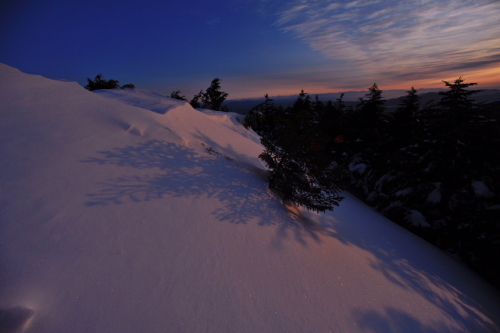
[1,63,499,333]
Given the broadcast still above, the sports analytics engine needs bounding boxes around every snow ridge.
[1,63,499,333]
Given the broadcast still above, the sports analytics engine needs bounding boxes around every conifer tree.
[359,83,385,121]
[311,93,346,161]
[243,94,276,134]
[170,90,187,101]
[313,95,324,115]
[438,77,481,123]
[393,87,420,142]
[190,90,203,108]
[351,83,388,148]
[335,93,346,112]
[259,91,343,212]
[396,87,419,122]
[202,78,229,111]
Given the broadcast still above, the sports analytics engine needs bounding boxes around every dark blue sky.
[2,0,499,99]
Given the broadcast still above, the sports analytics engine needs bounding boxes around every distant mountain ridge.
[226,88,500,114]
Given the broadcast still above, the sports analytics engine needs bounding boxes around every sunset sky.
[1,0,499,99]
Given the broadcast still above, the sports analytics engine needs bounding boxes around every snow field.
[1,63,499,332]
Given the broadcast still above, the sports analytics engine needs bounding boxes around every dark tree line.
[246,78,500,289]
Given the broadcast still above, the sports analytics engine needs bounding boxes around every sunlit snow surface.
[1,63,499,333]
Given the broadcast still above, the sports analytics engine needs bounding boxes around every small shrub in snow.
[170,90,187,101]
[84,74,134,91]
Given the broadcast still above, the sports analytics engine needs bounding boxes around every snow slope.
[1,63,499,333]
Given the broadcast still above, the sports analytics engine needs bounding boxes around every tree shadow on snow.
[82,140,499,332]
[82,139,326,246]
[316,207,500,333]
[351,306,458,333]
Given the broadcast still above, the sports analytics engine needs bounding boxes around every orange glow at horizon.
[230,68,500,100]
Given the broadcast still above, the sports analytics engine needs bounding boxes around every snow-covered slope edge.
[1,63,499,333]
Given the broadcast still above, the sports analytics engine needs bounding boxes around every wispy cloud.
[276,0,500,86]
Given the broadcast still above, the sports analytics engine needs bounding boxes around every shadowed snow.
[1,63,499,333]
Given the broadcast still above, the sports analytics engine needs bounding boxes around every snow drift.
[0,63,499,332]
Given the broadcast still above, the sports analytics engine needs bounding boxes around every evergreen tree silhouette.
[170,90,187,101]
[202,78,228,111]
[243,94,276,134]
[438,76,481,123]
[393,87,420,143]
[259,91,343,212]
[190,90,203,108]
[85,74,120,91]
[84,74,134,91]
